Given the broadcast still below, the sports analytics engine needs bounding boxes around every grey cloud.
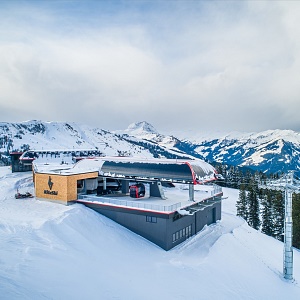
[0,1,300,133]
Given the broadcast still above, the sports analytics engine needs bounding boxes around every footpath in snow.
[0,166,300,299]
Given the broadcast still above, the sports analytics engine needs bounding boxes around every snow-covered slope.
[111,122,300,175]
[185,129,300,174]
[1,167,300,299]
[125,121,159,135]
[1,120,300,174]
[0,120,184,159]
[0,120,140,156]
[114,121,180,148]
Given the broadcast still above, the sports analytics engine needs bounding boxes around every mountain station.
[33,156,223,250]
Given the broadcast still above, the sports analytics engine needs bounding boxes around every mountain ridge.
[1,120,299,175]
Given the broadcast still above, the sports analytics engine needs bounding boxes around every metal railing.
[78,194,182,212]
[78,184,222,213]
[210,184,222,197]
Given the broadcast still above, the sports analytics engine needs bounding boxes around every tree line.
[213,162,300,249]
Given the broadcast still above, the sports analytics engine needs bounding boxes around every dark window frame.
[172,224,193,243]
[146,216,157,223]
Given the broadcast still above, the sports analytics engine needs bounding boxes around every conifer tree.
[213,163,226,187]
[247,179,261,230]
[292,193,300,249]
[272,191,284,242]
[237,183,248,221]
[261,190,274,236]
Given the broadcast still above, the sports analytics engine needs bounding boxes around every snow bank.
[0,167,300,299]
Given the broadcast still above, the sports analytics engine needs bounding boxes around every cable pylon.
[259,171,300,280]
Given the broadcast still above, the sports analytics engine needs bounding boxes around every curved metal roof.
[73,157,217,184]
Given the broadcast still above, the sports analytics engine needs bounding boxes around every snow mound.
[1,168,300,299]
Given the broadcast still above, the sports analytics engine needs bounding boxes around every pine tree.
[226,166,234,188]
[247,179,261,230]
[237,183,248,221]
[292,193,300,249]
[244,170,252,186]
[261,190,274,236]
[272,190,284,242]
[213,163,226,187]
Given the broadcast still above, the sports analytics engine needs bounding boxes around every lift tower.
[259,171,300,280]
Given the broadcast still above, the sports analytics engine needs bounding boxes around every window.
[173,225,193,243]
[146,216,157,223]
[187,225,192,238]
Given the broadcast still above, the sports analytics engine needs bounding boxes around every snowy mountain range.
[1,120,300,175]
[177,129,300,175]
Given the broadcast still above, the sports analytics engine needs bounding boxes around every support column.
[103,177,107,192]
[121,180,129,194]
[284,189,293,280]
[150,182,166,199]
[189,184,194,202]
[82,180,87,194]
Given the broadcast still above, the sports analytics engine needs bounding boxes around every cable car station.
[33,156,223,250]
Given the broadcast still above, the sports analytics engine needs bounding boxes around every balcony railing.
[78,184,222,213]
[78,194,182,212]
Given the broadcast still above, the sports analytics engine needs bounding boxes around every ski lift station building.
[33,157,223,250]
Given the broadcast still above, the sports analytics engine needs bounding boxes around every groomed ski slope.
[0,166,299,299]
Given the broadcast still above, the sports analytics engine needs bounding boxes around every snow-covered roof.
[35,157,217,184]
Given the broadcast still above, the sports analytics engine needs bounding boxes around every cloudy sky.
[1,0,300,134]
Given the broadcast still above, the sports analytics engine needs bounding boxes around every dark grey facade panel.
[165,213,195,250]
[11,163,32,173]
[195,204,217,233]
[10,153,32,173]
[82,203,169,249]
[82,203,170,219]
[78,198,222,251]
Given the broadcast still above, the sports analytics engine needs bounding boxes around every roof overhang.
[70,157,217,184]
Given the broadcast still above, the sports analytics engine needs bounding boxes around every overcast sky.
[1,0,300,134]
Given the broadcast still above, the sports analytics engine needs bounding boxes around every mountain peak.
[126,121,158,134]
